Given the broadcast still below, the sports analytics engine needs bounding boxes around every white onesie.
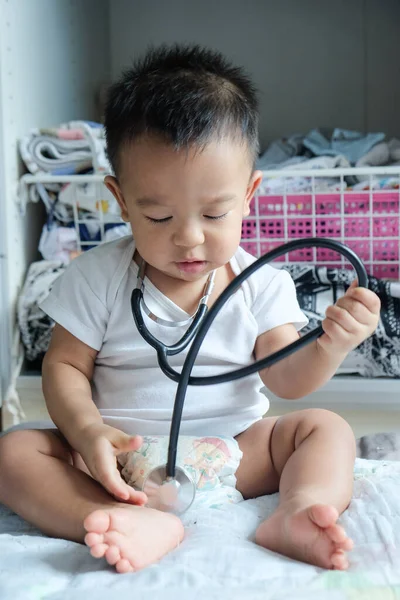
[40,236,307,438]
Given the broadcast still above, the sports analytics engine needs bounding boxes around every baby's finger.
[112,433,143,454]
[325,305,360,334]
[344,287,381,314]
[96,454,132,501]
[333,297,374,326]
[322,317,354,346]
[125,487,148,506]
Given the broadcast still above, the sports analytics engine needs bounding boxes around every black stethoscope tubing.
[131,238,368,479]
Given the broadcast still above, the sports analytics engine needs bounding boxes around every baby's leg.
[235,409,355,570]
[0,429,183,572]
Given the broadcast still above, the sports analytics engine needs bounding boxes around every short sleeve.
[251,269,308,335]
[39,258,109,350]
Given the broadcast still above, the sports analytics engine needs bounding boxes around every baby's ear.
[244,170,263,214]
[243,200,251,218]
[104,175,130,222]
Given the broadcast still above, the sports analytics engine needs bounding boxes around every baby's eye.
[204,213,228,221]
[145,216,172,224]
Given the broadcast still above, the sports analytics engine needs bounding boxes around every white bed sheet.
[1,459,400,600]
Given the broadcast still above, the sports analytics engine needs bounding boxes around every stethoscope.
[131,238,368,515]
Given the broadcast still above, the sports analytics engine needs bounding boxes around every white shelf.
[17,173,110,213]
[259,166,400,178]
[21,173,108,185]
[18,372,400,410]
[19,166,400,185]
[267,376,400,411]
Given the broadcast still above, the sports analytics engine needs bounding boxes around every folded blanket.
[258,155,351,194]
[303,128,385,164]
[355,138,400,183]
[257,128,386,171]
[356,138,400,169]
[19,120,111,175]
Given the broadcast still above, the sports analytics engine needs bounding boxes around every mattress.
[1,458,400,600]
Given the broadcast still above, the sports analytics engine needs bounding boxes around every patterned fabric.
[282,265,400,378]
[118,435,243,493]
[17,261,64,361]
[17,259,400,377]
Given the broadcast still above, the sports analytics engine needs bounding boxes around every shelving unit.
[1,0,400,431]
[16,168,400,408]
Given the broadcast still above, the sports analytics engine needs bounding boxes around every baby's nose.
[173,222,205,247]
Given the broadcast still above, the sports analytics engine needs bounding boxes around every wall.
[110,0,400,151]
[0,0,110,393]
[0,47,9,408]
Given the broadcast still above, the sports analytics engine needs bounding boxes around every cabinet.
[1,0,399,424]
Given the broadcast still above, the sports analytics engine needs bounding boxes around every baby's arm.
[255,283,380,399]
[43,323,101,447]
[43,324,145,504]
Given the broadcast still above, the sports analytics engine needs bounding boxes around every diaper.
[118,435,243,498]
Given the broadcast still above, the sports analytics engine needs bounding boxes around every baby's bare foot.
[255,500,353,570]
[84,505,184,573]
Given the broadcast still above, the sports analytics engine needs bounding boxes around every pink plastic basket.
[240,189,400,279]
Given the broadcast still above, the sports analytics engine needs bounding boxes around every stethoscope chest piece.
[142,465,196,515]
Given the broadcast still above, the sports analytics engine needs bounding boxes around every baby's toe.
[340,537,354,552]
[326,524,347,544]
[84,510,111,534]
[326,524,354,552]
[331,549,349,570]
[116,558,134,574]
[309,504,339,529]
[90,542,109,559]
[105,545,121,565]
[84,532,104,547]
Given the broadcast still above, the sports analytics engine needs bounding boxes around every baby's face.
[106,135,262,282]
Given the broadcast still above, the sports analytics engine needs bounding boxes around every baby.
[0,44,380,573]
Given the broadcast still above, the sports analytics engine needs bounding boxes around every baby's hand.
[318,281,380,356]
[77,423,148,505]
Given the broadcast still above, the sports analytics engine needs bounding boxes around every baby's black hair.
[105,44,259,175]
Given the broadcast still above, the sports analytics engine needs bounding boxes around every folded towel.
[19,120,111,175]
